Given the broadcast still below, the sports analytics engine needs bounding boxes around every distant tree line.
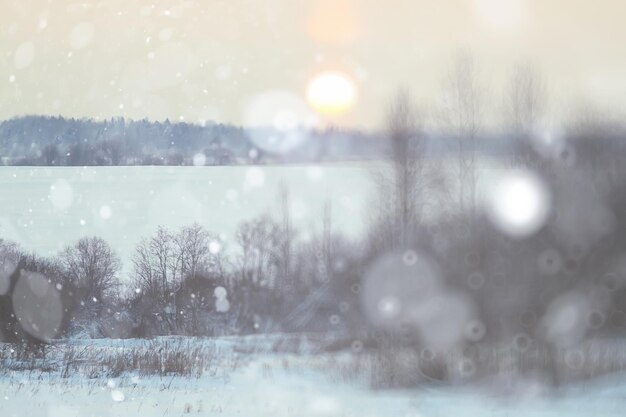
[0,116,383,166]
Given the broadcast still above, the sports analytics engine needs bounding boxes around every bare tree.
[131,227,181,303]
[236,214,281,288]
[131,237,159,299]
[389,90,424,246]
[59,237,121,306]
[151,227,179,295]
[440,51,483,224]
[371,89,442,250]
[174,223,211,281]
[320,199,333,282]
[276,185,295,294]
[132,225,213,333]
[505,62,546,135]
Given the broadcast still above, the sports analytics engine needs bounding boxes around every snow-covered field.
[3,335,626,417]
[0,165,372,269]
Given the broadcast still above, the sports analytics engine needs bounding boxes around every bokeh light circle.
[487,169,551,238]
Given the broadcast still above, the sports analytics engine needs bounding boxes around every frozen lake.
[0,165,374,273]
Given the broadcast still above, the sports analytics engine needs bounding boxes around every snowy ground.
[3,335,626,416]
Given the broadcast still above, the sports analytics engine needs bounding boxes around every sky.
[1,0,626,129]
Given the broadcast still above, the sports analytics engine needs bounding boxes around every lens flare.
[306,71,356,116]
[487,170,550,238]
[243,90,318,154]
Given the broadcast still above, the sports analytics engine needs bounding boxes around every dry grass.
[3,334,626,390]
[0,338,240,379]
[349,337,626,389]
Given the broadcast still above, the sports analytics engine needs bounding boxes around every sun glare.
[306,71,356,116]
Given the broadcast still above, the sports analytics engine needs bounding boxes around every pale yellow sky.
[1,0,625,129]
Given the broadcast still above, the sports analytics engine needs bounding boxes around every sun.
[306,71,356,116]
